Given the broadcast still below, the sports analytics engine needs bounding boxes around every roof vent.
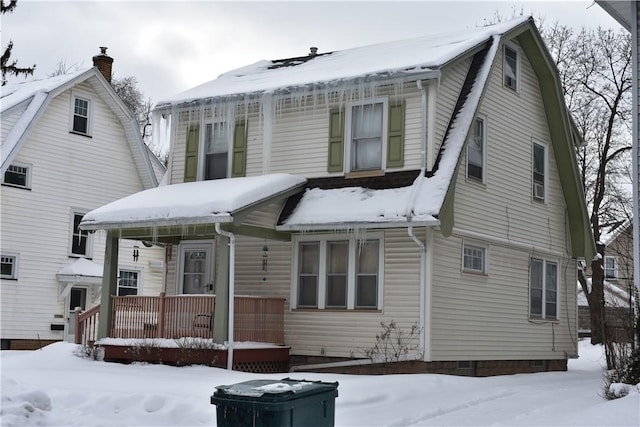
[310,47,318,57]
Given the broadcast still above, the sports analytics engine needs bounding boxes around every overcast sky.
[3,1,624,104]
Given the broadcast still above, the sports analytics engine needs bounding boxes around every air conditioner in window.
[533,182,545,200]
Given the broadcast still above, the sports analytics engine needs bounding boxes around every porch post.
[213,234,230,343]
[97,231,119,339]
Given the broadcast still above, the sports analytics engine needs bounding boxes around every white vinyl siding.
[0,80,164,342]
[431,233,575,361]
[454,39,568,254]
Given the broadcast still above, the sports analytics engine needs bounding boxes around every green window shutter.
[327,108,345,173]
[387,101,405,168]
[184,124,199,182]
[231,120,247,177]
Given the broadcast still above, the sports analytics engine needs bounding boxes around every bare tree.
[48,59,81,78]
[1,0,35,85]
[543,23,633,349]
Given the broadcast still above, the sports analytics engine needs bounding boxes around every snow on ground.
[1,340,638,426]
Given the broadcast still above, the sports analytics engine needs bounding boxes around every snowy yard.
[1,340,638,426]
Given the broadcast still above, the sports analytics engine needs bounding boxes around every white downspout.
[406,79,429,357]
[215,223,236,370]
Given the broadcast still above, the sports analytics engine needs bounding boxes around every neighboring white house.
[596,0,640,310]
[1,49,165,350]
[83,17,595,375]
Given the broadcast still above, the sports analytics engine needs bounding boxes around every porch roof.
[80,174,306,231]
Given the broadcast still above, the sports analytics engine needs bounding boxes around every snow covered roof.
[577,279,633,307]
[1,67,159,189]
[157,17,530,108]
[56,258,103,284]
[80,174,306,230]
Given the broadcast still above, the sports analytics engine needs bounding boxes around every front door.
[179,242,214,294]
[66,287,87,342]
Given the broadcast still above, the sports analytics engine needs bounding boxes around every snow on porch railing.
[109,293,285,344]
[75,304,100,346]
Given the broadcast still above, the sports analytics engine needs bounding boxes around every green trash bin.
[210,377,339,427]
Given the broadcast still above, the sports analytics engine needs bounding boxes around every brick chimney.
[92,46,113,83]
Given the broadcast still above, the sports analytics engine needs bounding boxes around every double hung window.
[294,235,383,310]
[532,142,547,201]
[72,95,91,135]
[604,256,618,279]
[351,103,383,171]
[504,45,519,91]
[203,122,229,180]
[70,212,91,257]
[467,117,486,182]
[529,258,558,319]
[118,269,139,296]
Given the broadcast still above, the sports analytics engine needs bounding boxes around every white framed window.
[529,258,558,319]
[462,242,488,274]
[292,233,384,310]
[345,98,388,172]
[202,121,229,180]
[118,269,140,296]
[503,44,520,92]
[70,92,92,135]
[466,116,487,182]
[604,256,618,279]
[70,211,92,258]
[532,141,547,202]
[2,162,31,189]
[1,254,18,279]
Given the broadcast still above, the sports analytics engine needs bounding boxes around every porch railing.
[107,293,285,344]
[75,304,100,346]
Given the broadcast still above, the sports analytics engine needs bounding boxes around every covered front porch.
[78,174,307,371]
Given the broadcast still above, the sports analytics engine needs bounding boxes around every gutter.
[215,222,236,371]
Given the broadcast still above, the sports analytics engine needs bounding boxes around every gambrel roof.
[1,68,159,189]
[85,17,595,260]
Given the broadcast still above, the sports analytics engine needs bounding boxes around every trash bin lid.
[214,378,338,401]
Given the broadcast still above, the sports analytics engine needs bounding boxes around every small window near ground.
[529,258,558,319]
[118,270,139,296]
[467,116,486,182]
[532,142,546,201]
[70,212,91,257]
[72,95,91,135]
[504,45,519,91]
[463,243,487,274]
[1,254,17,279]
[3,163,31,189]
[604,256,618,279]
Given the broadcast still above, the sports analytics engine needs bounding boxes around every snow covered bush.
[603,346,640,400]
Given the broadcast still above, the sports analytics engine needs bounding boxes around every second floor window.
[204,122,229,180]
[532,142,546,201]
[504,45,519,91]
[72,96,91,135]
[3,163,31,189]
[604,256,618,279]
[349,102,384,171]
[467,116,486,182]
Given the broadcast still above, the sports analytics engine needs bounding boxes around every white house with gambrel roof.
[83,17,595,375]
[1,51,165,350]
